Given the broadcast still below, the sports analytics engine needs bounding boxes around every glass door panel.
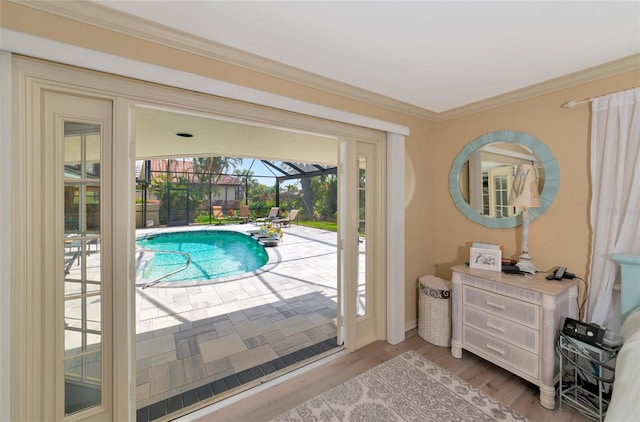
[488,165,515,218]
[339,140,379,351]
[63,122,103,416]
[357,157,367,317]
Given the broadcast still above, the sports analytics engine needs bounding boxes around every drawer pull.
[486,322,505,333]
[485,343,506,356]
[485,300,506,311]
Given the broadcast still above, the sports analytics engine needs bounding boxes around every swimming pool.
[136,230,268,283]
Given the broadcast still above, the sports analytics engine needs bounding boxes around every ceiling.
[133,106,339,163]
[93,1,640,114]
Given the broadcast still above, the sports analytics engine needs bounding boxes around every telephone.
[546,266,574,280]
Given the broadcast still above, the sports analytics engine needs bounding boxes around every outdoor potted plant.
[260,223,284,241]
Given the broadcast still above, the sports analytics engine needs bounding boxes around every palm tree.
[192,156,242,208]
[234,168,260,205]
[279,162,317,216]
[193,156,242,184]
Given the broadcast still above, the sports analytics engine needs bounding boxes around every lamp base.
[515,254,538,275]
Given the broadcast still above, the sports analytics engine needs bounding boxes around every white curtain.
[588,87,640,330]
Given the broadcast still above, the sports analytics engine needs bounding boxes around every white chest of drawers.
[450,265,578,409]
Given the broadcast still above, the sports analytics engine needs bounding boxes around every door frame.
[167,187,190,226]
[2,52,406,421]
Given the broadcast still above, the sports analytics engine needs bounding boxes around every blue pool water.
[136,231,268,282]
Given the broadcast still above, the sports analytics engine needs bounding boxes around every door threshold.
[137,337,342,422]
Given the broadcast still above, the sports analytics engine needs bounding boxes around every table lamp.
[508,163,540,274]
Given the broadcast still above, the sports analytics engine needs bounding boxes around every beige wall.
[2,2,638,327]
[432,70,640,287]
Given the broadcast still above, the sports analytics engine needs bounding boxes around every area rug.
[271,350,527,421]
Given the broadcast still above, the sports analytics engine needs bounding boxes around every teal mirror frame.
[449,130,559,229]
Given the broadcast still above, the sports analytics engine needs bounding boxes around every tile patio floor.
[133,223,339,410]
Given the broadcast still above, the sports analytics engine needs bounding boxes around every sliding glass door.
[63,121,104,415]
[44,91,115,421]
[339,140,383,350]
[15,57,394,421]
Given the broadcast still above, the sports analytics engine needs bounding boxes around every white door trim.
[386,133,405,345]
[0,50,14,422]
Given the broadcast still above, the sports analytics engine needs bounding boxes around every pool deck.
[134,223,338,409]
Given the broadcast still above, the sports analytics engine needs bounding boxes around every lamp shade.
[508,164,540,208]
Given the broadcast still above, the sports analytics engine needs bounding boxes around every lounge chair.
[212,205,224,224]
[238,205,250,223]
[64,233,97,255]
[255,207,279,225]
[64,251,79,274]
[273,209,299,227]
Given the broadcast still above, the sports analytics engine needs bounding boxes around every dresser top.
[452,265,578,296]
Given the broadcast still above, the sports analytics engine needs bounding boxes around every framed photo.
[469,247,502,272]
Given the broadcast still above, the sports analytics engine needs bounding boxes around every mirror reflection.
[459,142,544,219]
[448,130,559,229]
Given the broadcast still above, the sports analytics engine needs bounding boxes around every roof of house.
[145,159,241,185]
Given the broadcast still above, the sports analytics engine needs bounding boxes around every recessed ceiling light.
[175,132,194,138]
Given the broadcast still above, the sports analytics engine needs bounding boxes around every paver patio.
[133,223,339,409]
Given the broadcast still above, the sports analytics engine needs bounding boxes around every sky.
[236,158,300,188]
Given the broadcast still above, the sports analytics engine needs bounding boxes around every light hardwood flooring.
[190,332,590,422]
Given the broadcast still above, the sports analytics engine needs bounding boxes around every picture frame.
[469,247,502,272]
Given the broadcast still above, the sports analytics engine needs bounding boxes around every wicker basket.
[418,275,452,347]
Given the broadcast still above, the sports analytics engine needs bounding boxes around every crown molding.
[15,0,438,120]
[437,53,640,121]
[12,1,640,123]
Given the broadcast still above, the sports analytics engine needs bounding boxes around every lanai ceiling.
[134,106,339,164]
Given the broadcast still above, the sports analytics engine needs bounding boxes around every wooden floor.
[190,332,590,422]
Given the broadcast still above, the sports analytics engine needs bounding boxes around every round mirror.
[449,130,559,228]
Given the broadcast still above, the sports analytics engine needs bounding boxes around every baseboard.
[405,319,417,333]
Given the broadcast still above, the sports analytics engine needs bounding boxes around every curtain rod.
[562,86,640,109]
[561,98,594,109]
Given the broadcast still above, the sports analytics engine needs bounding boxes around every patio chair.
[238,205,250,224]
[273,209,299,227]
[64,251,79,274]
[212,205,224,224]
[64,233,98,255]
[64,234,82,255]
[255,207,279,225]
